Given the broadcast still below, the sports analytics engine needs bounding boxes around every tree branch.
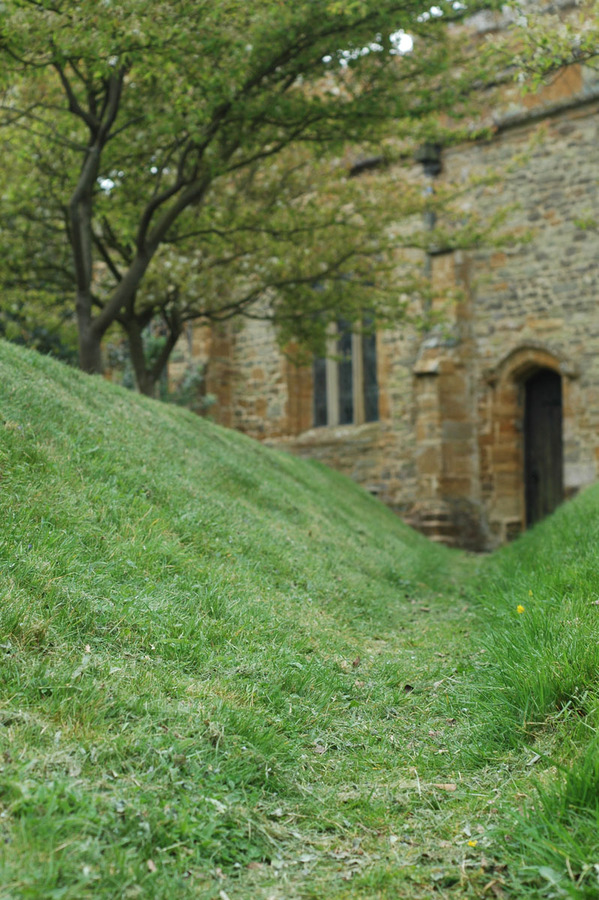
[92,230,123,283]
[53,60,99,132]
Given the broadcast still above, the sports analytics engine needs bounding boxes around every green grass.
[462,495,599,898]
[1,339,599,898]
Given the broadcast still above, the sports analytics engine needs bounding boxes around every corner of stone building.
[408,245,486,548]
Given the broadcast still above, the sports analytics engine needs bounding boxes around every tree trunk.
[125,319,156,397]
[77,295,104,374]
[78,332,104,375]
[150,319,181,394]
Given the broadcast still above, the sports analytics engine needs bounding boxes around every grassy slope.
[464,492,599,899]
[1,339,599,899]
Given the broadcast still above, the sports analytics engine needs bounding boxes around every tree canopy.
[504,0,599,84]
[0,0,501,393]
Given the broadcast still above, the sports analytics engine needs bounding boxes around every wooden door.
[524,369,563,526]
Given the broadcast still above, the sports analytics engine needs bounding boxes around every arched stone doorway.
[524,369,563,526]
[482,345,576,546]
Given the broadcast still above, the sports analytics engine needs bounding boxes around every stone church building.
[172,45,599,551]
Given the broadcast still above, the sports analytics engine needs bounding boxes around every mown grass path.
[1,341,598,899]
[228,590,509,900]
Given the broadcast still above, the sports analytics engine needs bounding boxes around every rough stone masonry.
[171,26,599,551]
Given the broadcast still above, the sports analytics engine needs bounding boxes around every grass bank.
[465,491,599,898]
[1,339,599,898]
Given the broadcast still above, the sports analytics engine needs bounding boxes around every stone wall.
[453,83,599,545]
[176,63,599,551]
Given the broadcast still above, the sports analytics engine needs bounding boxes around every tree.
[0,0,501,392]
[504,0,599,84]
[0,132,78,360]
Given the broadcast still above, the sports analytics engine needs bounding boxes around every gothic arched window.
[313,319,378,427]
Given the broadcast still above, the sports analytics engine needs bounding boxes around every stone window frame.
[313,320,378,427]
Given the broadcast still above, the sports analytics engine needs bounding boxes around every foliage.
[0,135,77,360]
[166,361,215,414]
[0,293,78,362]
[0,0,503,393]
[502,0,599,86]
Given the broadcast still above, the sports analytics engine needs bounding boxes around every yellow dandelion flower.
[468,840,478,848]
[517,605,525,614]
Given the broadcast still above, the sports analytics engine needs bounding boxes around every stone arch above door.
[484,343,580,387]
[480,344,578,547]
